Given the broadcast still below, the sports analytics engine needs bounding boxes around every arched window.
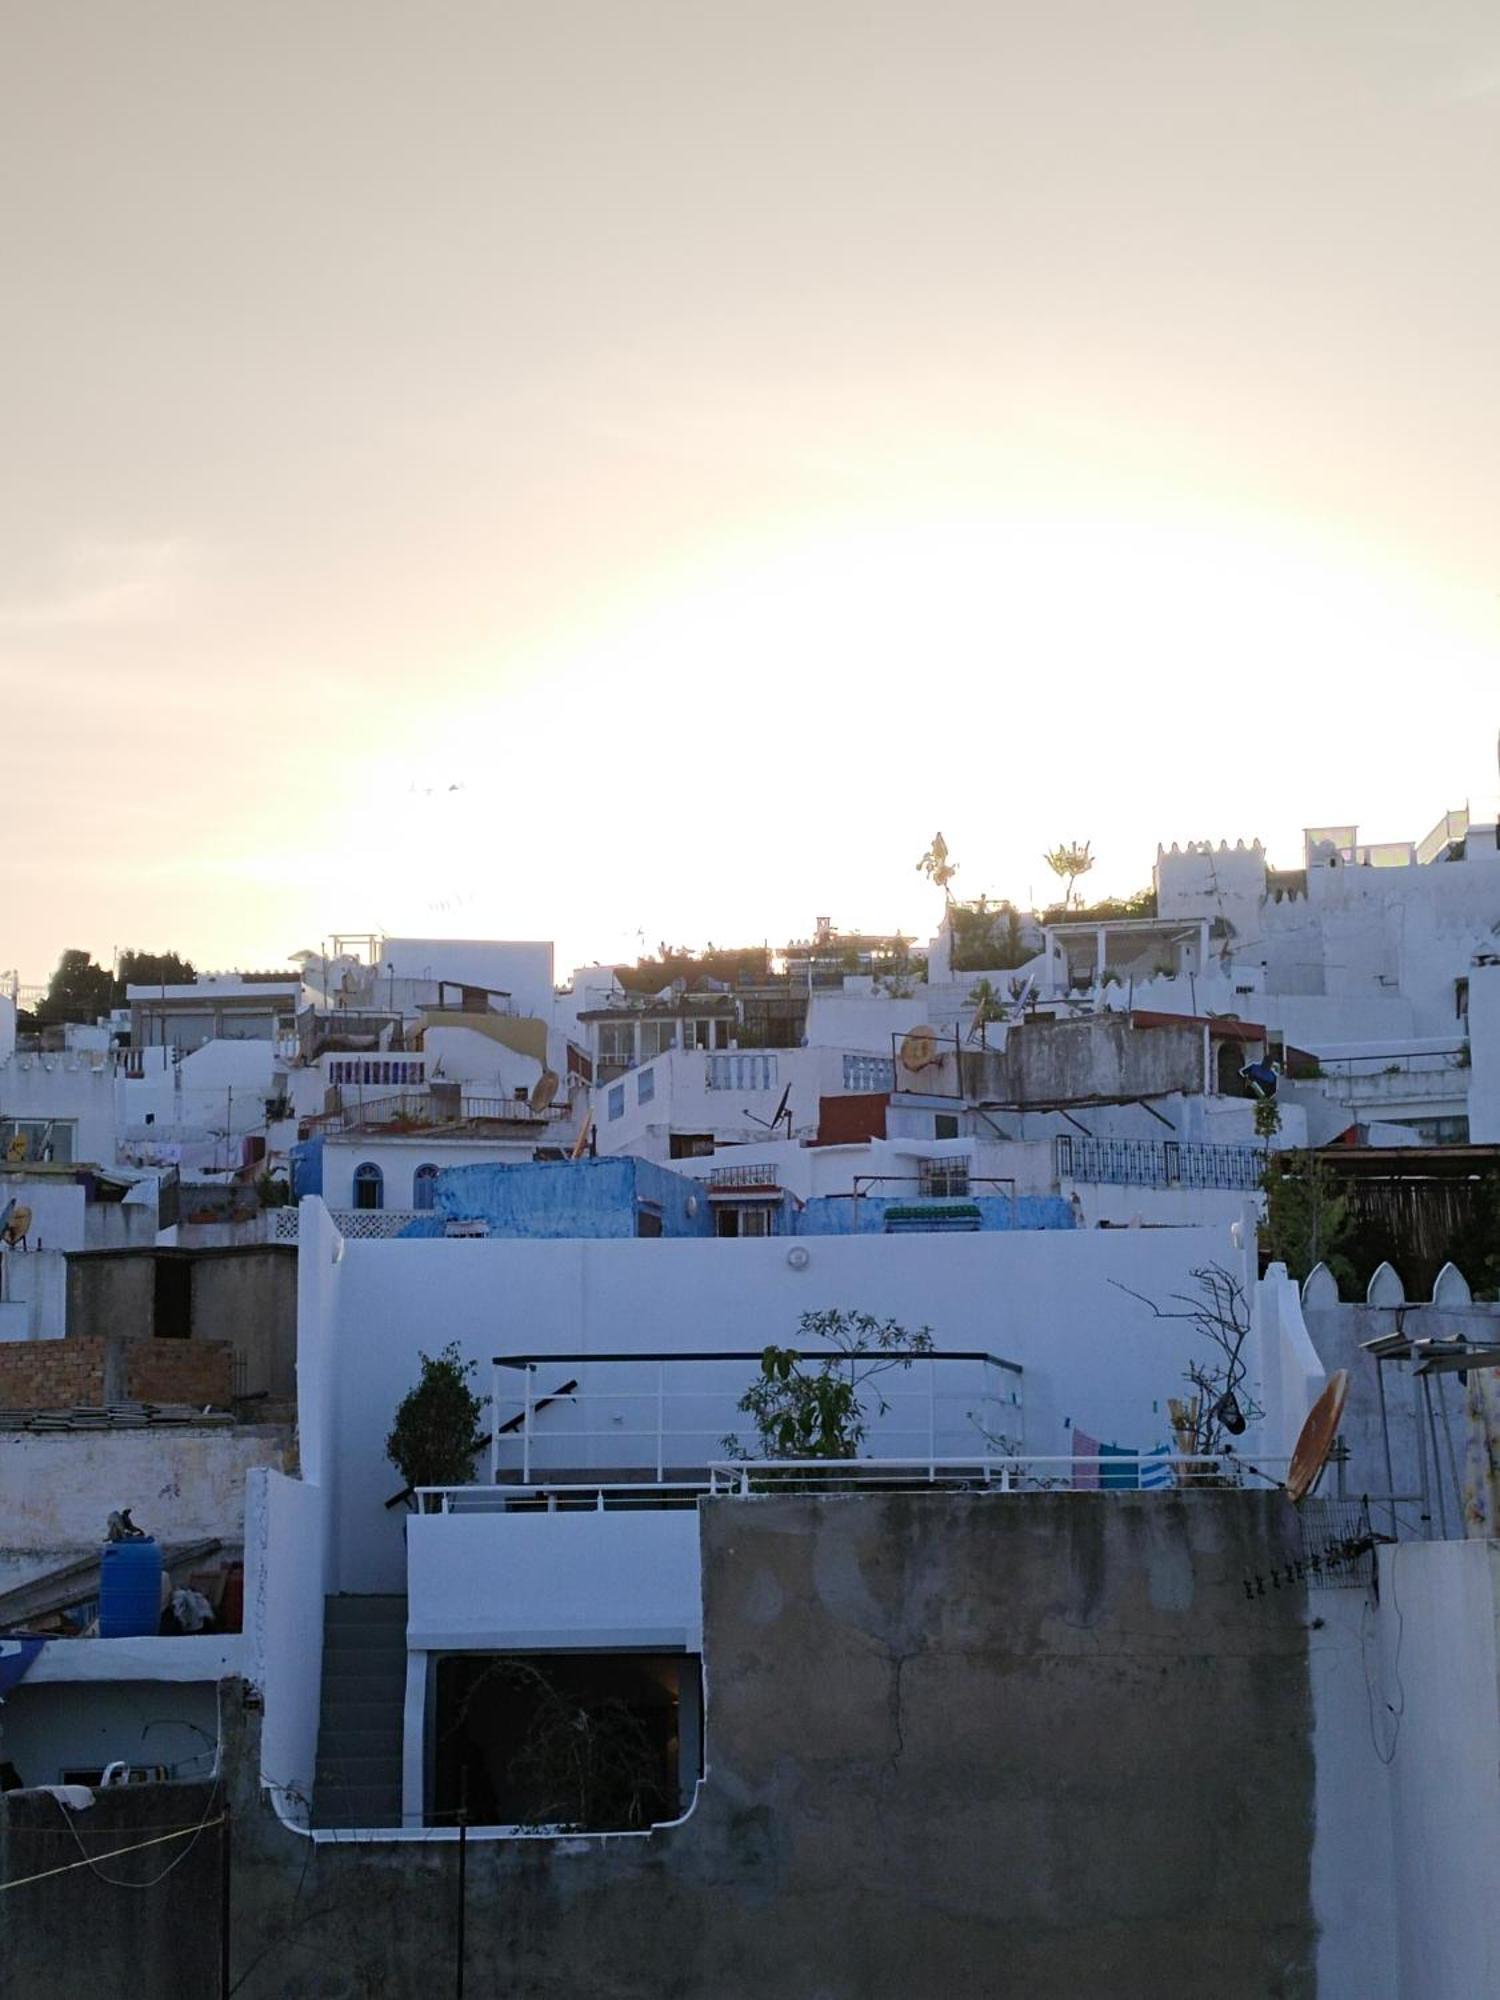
[413,1163,439,1211]
[353,1162,384,1211]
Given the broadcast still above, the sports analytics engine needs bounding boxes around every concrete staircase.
[312,1594,408,1829]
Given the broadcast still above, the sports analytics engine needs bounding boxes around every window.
[413,1163,439,1210]
[934,1114,960,1141]
[608,1084,625,1122]
[637,1067,655,1105]
[680,1019,714,1052]
[636,1205,663,1238]
[353,1161,384,1210]
[0,1119,77,1165]
[640,1021,676,1060]
[598,1021,635,1070]
[715,1205,773,1237]
[920,1157,970,1198]
[1456,977,1469,1023]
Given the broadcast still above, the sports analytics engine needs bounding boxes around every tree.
[1042,840,1094,911]
[35,949,113,1028]
[917,832,958,900]
[724,1308,934,1461]
[1259,1150,1355,1289]
[113,949,196,1004]
[1112,1263,1264,1475]
[385,1344,491,1502]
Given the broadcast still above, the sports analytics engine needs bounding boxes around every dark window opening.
[353,1162,384,1210]
[669,1133,714,1160]
[714,1205,772,1237]
[934,1114,960,1140]
[153,1257,192,1339]
[431,1652,701,1831]
[635,1205,663,1238]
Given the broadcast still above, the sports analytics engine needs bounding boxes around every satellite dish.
[529,1069,560,1113]
[4,1134,27,1163]
[2,1205,32,1248]
[899,1026,939,1073]
[1285,1370,1350,1504]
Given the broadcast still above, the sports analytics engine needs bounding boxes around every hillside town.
[2,786,1499,1993]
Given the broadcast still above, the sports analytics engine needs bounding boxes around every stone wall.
[221,1489,1314,2000]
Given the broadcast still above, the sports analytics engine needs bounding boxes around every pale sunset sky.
[5,3,1500,985]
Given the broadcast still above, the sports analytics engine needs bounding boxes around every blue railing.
[842,1053,896,1092]
[1054,1134,1266,1191]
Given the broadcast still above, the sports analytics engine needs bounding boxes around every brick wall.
[0,1336,233,1411]
[126,1339,233,1407]
[0,1337,107,1408]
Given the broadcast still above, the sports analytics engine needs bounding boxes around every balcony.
[706,1162,781,1192]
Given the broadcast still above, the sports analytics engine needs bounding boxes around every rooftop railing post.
[488,1363,499,1487]
[522,1367,534,1485]
[656,1362,666,1484]
[927,1357,937,1482]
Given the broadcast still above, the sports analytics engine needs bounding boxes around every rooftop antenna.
[742,1082,792,1137]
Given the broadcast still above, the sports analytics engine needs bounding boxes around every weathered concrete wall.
[66,1251,155,1338]
[67,1247,297,1398]
[225,1491,1314,2000]
[0,1424,288,1592]
[999,1015,1204,1106]
[191,1250,297,1397]
[0,1778,224,1994]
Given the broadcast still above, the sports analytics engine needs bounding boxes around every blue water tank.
[99,1539,163,1638]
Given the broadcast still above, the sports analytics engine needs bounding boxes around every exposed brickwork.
[125,1339,233,1408]
[0,1336,233,1411]
[0,1337,107,1408]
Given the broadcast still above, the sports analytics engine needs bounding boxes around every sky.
[6,2,1500,988]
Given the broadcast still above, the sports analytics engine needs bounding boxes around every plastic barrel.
[99,1539,163,1638]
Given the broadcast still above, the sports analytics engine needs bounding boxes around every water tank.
[98,1539,163,1638]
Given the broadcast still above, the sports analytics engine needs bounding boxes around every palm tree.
[1043,840,1094,910]
[917,833,958,900]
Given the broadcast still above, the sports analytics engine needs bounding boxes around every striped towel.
[1138,1444,1176,1491]
[1072,1428,1101,1491]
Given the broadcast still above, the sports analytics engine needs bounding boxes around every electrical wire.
[43,1779,225,1889]
[0,1814,224,1893]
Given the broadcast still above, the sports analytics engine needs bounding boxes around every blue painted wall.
[796,1193,1076,1235]
[403,1157,715,1239]
[290,1138,324,1199]
[396,1159,1077,1239]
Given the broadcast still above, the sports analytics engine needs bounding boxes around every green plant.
[1042,840,1094,911]
[386,1343,491,1500]
[1111,1263,1264,1474]
[723,1309,934,1461]
[967,978,1005,1026]
[255,1171,292,1208]
[1253,1097,1282,1141]
[1258,1150,1354,1288]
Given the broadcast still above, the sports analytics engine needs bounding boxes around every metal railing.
[310,1090,566,1134]
[707,1162,781,1190]
[411,1452,1292,1513]
[1054,1134,1265,1191]
[484,1349,1024,1485]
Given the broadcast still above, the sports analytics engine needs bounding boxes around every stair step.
[310,1787,404,1829]
[319,1726,403,1757]
[324,1596,407,1626]
[317,1756,404,1785]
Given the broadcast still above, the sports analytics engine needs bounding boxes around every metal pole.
[656,1362,666,1483]
[219,1796,231,1998]
[522,1367,534,1484]
[1436,1372,1464,1534]
[1422,1375,1449,1539]
[1374,1357,1398,1541]
[927,1358,936,1482]
[455,1801,467,2000]
[1416,1368,1440,1536]
[488,1362,499,1487]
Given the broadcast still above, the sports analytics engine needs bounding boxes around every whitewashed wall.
[303,1218,1239,1592]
